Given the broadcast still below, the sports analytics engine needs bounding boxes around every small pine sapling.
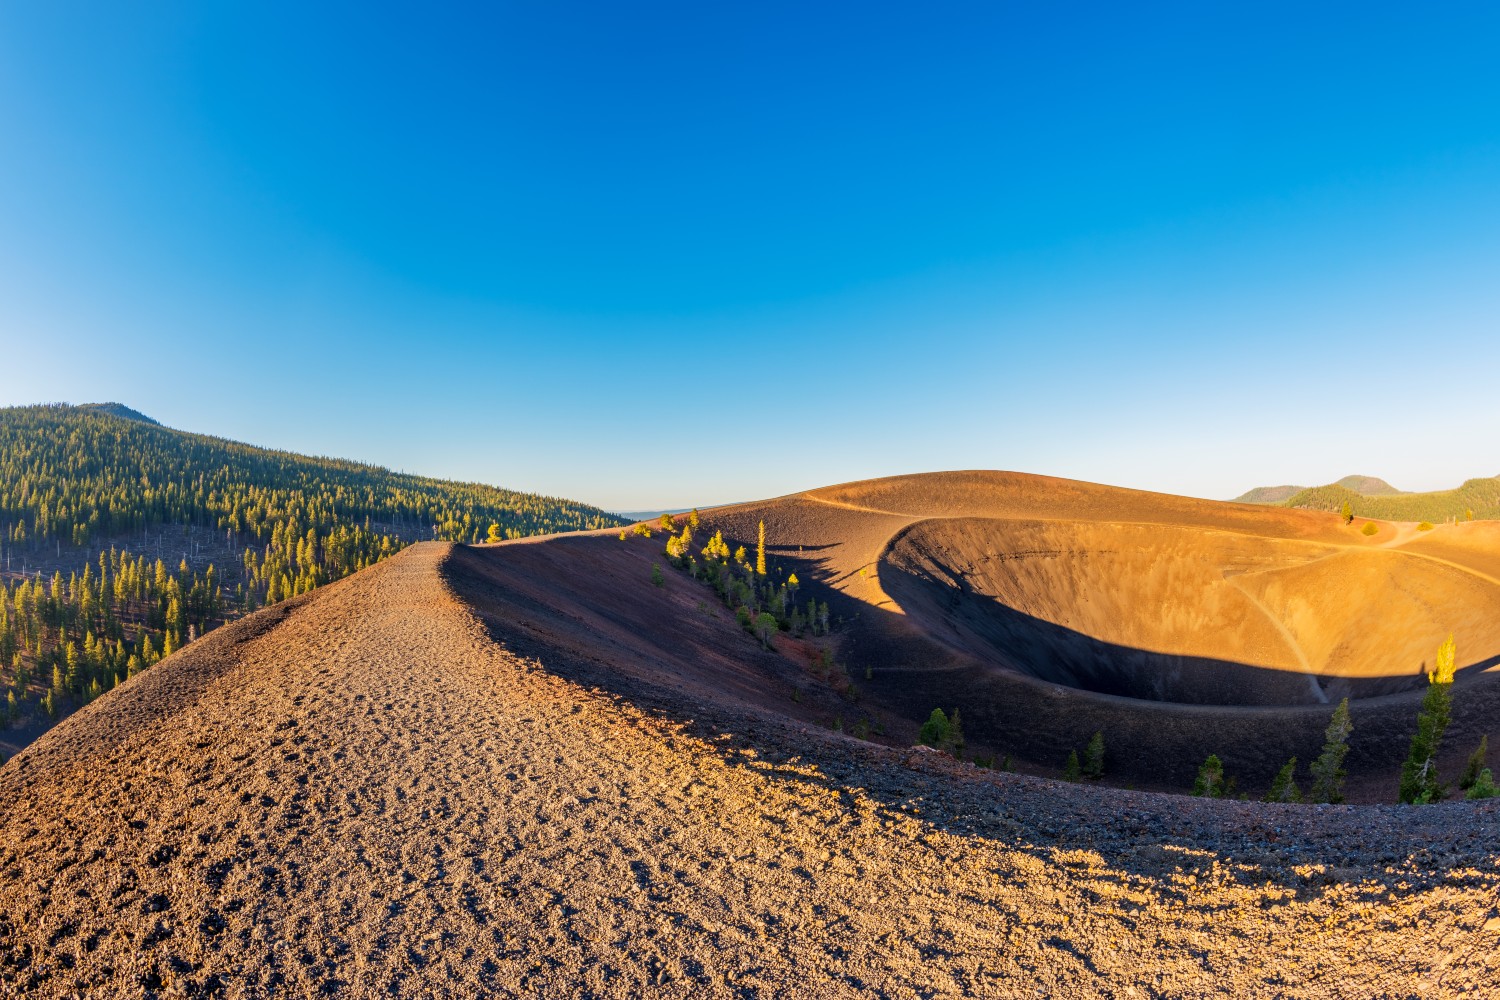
[1264,757,1302,803]
[1459,736,1489,793]
[1063,750,1081,782]
[1400,635,1457,804]
[944,709,966,758]
[1308,698,1352,804]
[1083,731,1105,780]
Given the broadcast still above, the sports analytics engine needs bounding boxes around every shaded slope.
[2,542,1499,997]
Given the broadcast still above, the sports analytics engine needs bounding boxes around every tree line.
[0,404,621,554]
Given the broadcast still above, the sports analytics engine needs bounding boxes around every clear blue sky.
[3,3,1499,510]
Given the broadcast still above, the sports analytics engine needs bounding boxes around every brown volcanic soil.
[2,540,1500,998]
[699,472,1500,798]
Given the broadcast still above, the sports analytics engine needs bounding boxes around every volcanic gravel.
[0,542,1497,998]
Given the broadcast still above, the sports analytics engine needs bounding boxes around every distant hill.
[615,508,691,522]
[78,402,160,425]
[1232,485,1305,505]
[1234,474,1404,506]
[1332,475,1404,496]
[1284,478,1500,523]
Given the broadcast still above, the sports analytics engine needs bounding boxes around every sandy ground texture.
[1,541,1499,998]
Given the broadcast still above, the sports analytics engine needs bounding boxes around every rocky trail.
[1,542,1498,998]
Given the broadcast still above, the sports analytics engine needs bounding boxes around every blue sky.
[2,3,1499,510]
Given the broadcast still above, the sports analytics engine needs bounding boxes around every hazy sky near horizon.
[3,4,1500,510]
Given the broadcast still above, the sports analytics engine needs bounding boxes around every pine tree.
[651,563,664,587]
[754,612,777,649]
[1308,697,1352,804]
[1400,635,1457,804]
[756,521,767,576]
[1341,500,1354,525]
[1264,757,1302,803]
[918,708,949,748]
[486,523,502,543]
[1459,735,1489,793]
[1193,754,1226,798]
[1083,731,1105,779]
[944,709,966,757]
[1063,750,1081,782]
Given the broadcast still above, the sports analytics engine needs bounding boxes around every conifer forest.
[0,404,624,738]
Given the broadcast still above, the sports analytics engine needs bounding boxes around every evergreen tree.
[918,708,949,748]
[756,521,767,576]
[1192,754,1226,798]
[754,612,778,649]
[651,563,664,587]
[1063,750,1081,782]
[1459,735,1489,793]
[1400,635,1457,804]
[486,523,503,543]
[944,709,966,758]
[1308,697,1352,804]
[1341,500,1354,525]
[1083,731,1105,779]
[1264,757,1302,803]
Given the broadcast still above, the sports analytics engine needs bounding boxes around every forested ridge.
[1284,478,1500,523]
[0,403,624,743]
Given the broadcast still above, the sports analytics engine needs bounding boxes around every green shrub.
[1417,521,1434,531]
[1361,522,1379,536]
[1063,750,1081,782]
[1466,769,1498,800]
